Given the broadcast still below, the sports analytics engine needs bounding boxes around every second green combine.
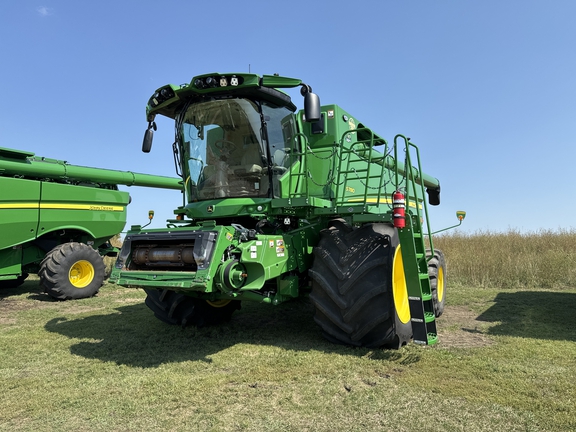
[112,72,461,348]
[0,147,183,300]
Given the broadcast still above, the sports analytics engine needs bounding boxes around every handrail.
[393,134,434,260]
[285,129,439,241]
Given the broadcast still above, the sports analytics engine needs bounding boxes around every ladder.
[394,135,438,345]
[397,217,437,345]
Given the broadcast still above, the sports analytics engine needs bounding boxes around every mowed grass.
[1,230,576,431]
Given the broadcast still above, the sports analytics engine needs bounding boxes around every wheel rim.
[206,299,232,308]
[69,260,95,288]
[392,246,411,324]
[437,264,445,303]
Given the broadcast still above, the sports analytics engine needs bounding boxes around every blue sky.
[1,1,575,234]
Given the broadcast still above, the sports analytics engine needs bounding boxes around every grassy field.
[434,228,576,288]
[1,231,576,431]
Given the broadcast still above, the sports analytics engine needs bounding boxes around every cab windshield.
[180,98,296,201]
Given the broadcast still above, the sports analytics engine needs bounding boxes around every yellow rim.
[392,246,411,324]
[206,299,232,308]
[437,264,445,303]
[69,260,95,288]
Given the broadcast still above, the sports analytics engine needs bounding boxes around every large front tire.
[309,222,412,348]
[39,242,105,300]
[144,289,241,327]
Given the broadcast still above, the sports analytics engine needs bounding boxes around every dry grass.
[433,229,576,288]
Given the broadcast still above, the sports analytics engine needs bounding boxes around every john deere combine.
[0,147,182,299]
[112,72,461,347]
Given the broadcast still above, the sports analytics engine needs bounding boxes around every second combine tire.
[427,249,447,317]
[144,288,241,327]
[309,221,412,348]
[39,242,106,300]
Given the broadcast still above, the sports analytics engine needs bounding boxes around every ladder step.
[409,293,432,302]
[424,311,435,323]
[413,333,439,346]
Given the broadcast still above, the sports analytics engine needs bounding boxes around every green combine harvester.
[111,72,464,347]
[0,147,183,300]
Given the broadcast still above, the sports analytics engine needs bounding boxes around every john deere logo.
[207,205,214,213]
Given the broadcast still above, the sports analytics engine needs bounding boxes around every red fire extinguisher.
[392,190,406,229]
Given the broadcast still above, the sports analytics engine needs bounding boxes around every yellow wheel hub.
[392,245,411,324]
[437,264,445,303]
[69,260,95,288]
[206,299,232,308]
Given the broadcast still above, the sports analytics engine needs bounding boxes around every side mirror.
[142,121,156,153]
[303,90,321,123]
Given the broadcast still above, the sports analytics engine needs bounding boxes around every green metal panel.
[0,177,40,249]
[38,182,129,243]
[237,235,293,284]
[184,198,272,220]
[0,248,22,278]
[261,75,302,88]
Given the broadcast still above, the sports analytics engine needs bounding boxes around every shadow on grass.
[0,279,44,300]
[476,291,576,342]
[44,300,407,367]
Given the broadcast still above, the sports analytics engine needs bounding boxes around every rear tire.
[428,249,446,317]
[144,289,241,327]
[309,222,412,348]
[39,242,105,300]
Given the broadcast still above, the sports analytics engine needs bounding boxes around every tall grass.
[433,229,576,289]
